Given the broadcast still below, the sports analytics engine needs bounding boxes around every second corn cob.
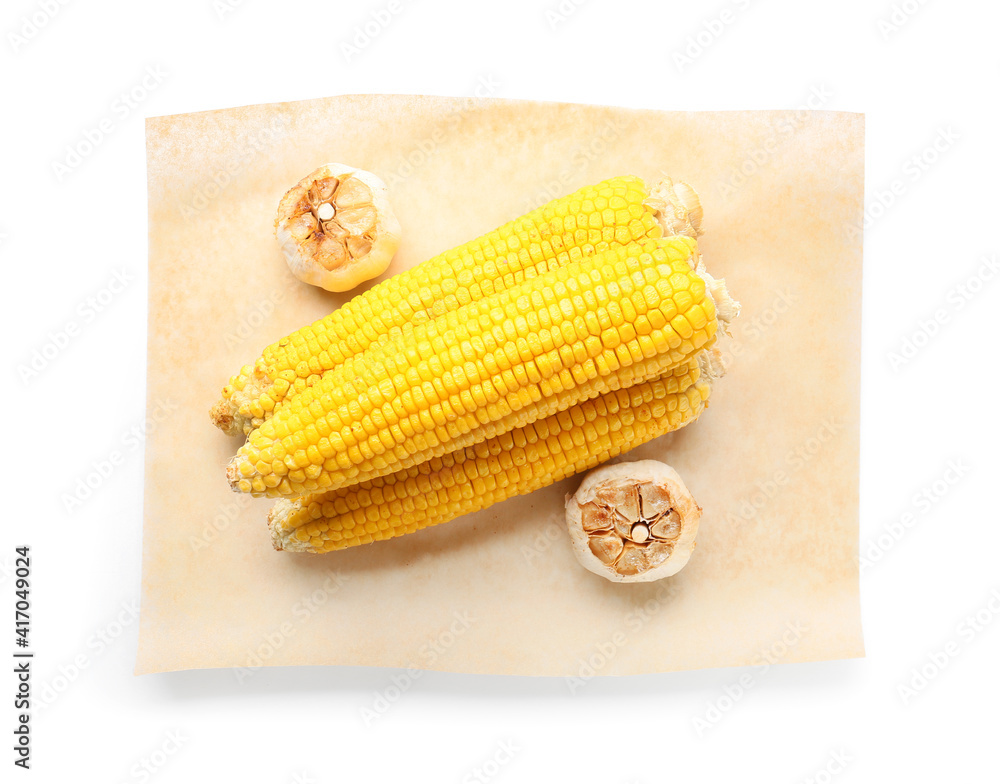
[268,350,722,553]
[227,236,722,498]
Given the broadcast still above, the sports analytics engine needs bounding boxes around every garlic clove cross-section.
[565,460,702,583]
[274,163,401,293]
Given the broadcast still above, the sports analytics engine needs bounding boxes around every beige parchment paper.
[137,95,864,676]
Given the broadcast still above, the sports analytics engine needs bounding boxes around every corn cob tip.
[226,458,248,493]
[694,264,740,334]
[645,177,739,333]
[267,501,296,551]
[697,345,727,383]
[209,399,241,437]
[269,499,330,553]
[645,177,704,240]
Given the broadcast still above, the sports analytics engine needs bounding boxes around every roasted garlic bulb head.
[566,460,702,583]
[275,163,401,292]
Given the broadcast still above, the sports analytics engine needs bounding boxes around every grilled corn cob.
[227,236,720,497]
[211,176,697,437]
[268,351,721,553]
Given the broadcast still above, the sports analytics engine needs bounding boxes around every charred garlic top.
[274,163,401,293]
[566,460,702,582]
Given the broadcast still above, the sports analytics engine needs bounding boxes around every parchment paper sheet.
[137,95,864,676]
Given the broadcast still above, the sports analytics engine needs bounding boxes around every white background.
[3,0,999,781]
